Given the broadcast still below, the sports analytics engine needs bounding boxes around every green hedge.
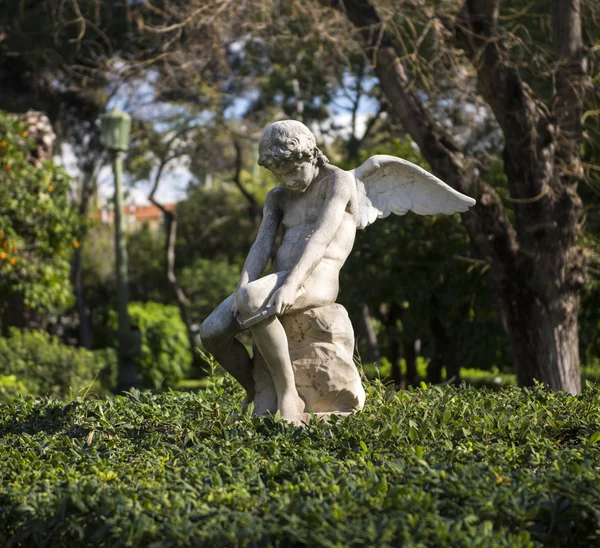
[109,302,192,390]
[1,379,600,546]
[0,329,116,402]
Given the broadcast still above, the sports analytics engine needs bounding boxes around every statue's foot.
[278,395,306,426]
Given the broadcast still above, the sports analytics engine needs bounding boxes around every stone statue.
[199,120,476,425]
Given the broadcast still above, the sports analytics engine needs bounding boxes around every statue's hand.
[267,284,299,316]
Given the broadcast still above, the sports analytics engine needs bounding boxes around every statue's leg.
[199,294,255,404]
[236,273,305,423]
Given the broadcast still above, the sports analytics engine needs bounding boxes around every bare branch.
[231,140,260,217]
[552,0,589,155]
[324,0,520,295]
[455,0,553,206]
[357,101,384,148]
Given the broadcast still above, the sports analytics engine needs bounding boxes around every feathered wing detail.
[351,154,476,229]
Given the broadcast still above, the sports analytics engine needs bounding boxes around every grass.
[1,377,600,547]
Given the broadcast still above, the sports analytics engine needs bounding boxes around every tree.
[0,111,81,331]
[339,138,509,387]
[127,224,170,304]
[2,0,596,393]
[318,0,594,393]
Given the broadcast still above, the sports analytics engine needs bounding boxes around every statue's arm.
[284,173,352,292]
[237,188,282,289]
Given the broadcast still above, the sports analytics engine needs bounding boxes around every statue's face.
[270,159,316,192]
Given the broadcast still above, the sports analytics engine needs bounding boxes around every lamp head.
[101,109,131,152]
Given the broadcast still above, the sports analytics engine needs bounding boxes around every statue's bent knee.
[236,285,264,317]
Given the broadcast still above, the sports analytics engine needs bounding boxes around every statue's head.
[258,120,329,192]
[258,120,328,169]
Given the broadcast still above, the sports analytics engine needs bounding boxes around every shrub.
[581,362,600,385]
[1,379,600,547]
[0,329,116,401]
[460,367,517,388]
[110,302,192,389]
[0,110,82,317]
[364,361,596,390]
[178,256,239,326]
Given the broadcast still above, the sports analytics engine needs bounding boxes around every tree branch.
[148,173,191,308]
[455,0,554,207]
[231,140,257,209]
[328,0,519,277]
[552,0,588,172]
[231,140,262,224]
[350,63,364,140]
[147,148,191,308]
[357,100,384,149]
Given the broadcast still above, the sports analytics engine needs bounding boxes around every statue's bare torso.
[200,159,359,424]
[272,164,358,304]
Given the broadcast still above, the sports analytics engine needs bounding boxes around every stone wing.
[351,154,476,229]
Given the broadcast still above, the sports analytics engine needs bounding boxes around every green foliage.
[581,362,600,385]
[110,302,192,390]
[127,224,170,303]
[175,184,260,268]
[82,223,115,290]
[362,356,429,382]
[82,221,171,308]
[0,329,116,402]
[2,380,600,546]
[340,138,509,372]
[366,360,600,391]
[179,257,239,326]
[460,368,517,389]
[0,111,82,316]
[578,282,600,364]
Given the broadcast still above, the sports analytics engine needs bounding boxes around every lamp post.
[100,108,141,391]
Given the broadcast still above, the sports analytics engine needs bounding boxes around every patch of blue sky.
[82,68,383,206]
[330,74,379,116]
[319,74,380,140]
[224,90,261,120]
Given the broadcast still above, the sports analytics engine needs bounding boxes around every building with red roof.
[97,203,177,231]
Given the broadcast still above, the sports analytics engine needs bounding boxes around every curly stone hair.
[258,120,329,170]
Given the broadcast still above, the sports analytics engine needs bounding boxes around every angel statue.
[199,120,475,425]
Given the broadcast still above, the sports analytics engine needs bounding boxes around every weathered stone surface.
[253,304,365,417]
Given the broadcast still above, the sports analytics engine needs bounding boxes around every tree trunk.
[232,140,262,226]
[70,164,99,349]
[428,314,462,386]
[428,316,444,385]
[71,247,93,349]
[431,293,470,385]
[148,151,207,377]
[504,288,581,393]
[331,0,588,394]
[427,346,443,385]
[428,294,451,384]
[403,336,418,387]
[164,213,206,376]
[385,301,403,388]
[443,337,461,386]
[359,303,381,363]
[455,0,586,395]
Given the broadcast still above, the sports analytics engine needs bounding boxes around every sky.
[60,73,380,208]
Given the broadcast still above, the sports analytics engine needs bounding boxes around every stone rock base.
[253,303,366,418]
